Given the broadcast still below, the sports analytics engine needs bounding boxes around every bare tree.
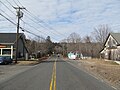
[60,39,67,43]
[91,24,112,58]
[83,35,92,43]
[26,36,47,58]
[93,24,111,44]
[82,35,92,57]
[67,32,81,43]
[60,32,102,58]
[46,36,55,55]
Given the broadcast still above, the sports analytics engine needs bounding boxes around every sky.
[0,0,120,42]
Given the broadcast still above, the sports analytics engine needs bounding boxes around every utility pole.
[14,7,25,63]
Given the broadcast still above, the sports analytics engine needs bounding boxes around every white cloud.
[0,0,120,42]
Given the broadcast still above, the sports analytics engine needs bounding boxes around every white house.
[100,33,120,60]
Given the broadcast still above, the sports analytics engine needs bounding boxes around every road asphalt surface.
[0,57,116,90]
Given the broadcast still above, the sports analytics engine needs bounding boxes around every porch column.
[11,45,13,59]
[1,48,2,55]
[114,49,117,60]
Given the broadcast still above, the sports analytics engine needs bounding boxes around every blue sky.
[0,0,120,42]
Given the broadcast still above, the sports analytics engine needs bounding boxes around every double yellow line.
[49,60,56,90]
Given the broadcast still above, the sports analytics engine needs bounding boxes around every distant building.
[68,52,77,60]
[0,33,28,59]
[100,33,120,60]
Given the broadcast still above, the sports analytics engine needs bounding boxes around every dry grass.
[81,59,120,89]
[16,60,39,65]
[15,57,48,65]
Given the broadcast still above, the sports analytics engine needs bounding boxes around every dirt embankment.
[80,59,120,89]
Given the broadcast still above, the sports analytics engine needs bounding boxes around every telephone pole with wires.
[14,6,25,63]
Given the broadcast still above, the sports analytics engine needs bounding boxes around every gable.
[105,34,118,47]
[104,33,120,47]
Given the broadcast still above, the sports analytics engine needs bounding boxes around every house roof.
[101,33,120,53]
[0,33,24,44]
[110,33,120,45]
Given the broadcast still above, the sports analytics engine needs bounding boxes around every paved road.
[0,57,116,90]
[0,65,33,83]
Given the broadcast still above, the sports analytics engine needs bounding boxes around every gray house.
[0,33,28,59]
[100,33,120,60]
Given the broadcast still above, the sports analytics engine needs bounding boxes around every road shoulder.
[64,59,119,90]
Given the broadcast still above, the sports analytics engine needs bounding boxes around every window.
[2,49,11,55]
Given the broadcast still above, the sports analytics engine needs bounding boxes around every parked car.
[0,56,13,64]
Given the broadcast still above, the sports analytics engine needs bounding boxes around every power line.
[13,0,19,7]
[0,11,45,40]
[21,19,59,41]
[0,1,61,41]
[22,12,59,36]
[22,10,56,32]
[23,10,68,42]
[25,9,66,37]
[14,6,26,63]
[16,0,24,7]
[11,0,66,37]
[21,28,46,40]
[0,10,58,41]
[7,0,67,40]
[0,12,58,42]
[23,13,49,30]
[0,1,16,15]
[5,0,14,7]
[3,1,44,34]
[4,0,54,37]
[0,13,16,25]
[3,0,60,40]
[0,9,16,23]
[21,19,46,35]
[18,11,61,40]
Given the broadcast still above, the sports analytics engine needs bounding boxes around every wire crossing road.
[0,57,116,90]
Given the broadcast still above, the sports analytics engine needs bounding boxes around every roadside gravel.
[0,58,48,84]
[0,64,35,83]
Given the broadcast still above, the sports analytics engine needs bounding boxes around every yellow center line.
[49,59,56,90]
[54,60,56,90]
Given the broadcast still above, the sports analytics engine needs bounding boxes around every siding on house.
[0,33,28,59]
[101,33,120,60]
